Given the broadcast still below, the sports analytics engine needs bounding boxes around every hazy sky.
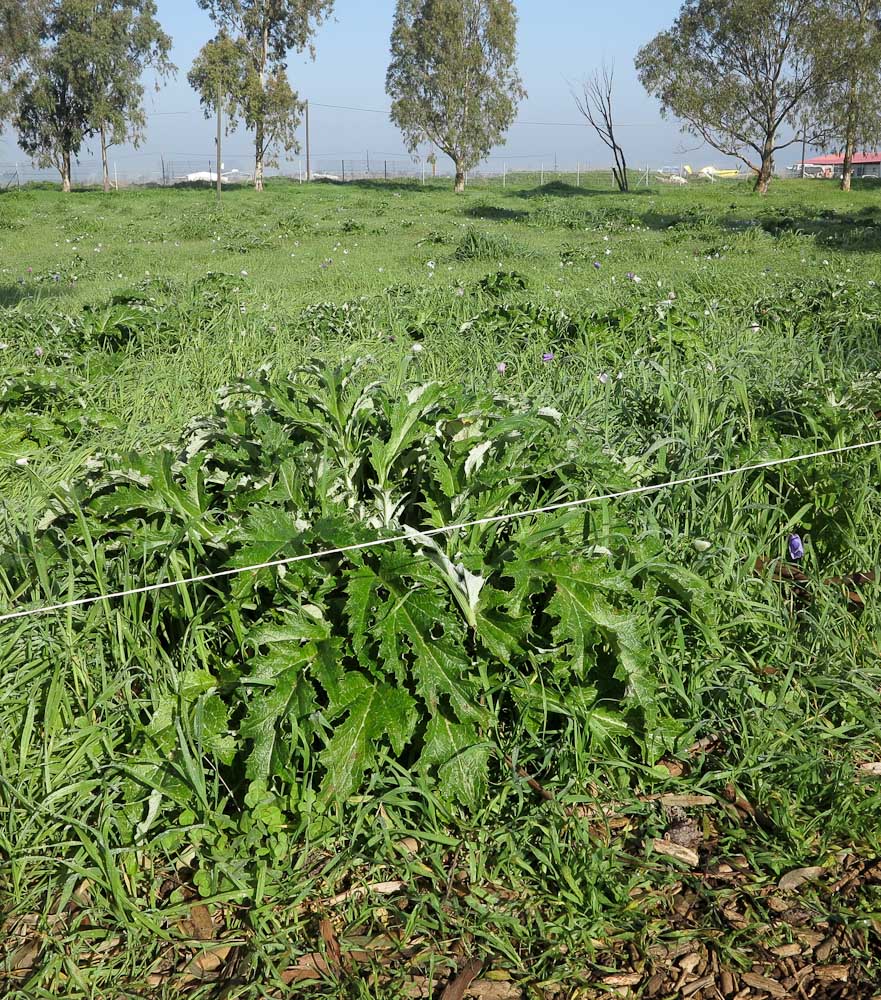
[0,1,740,180]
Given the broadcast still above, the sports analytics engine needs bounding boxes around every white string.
[2,438,879,624]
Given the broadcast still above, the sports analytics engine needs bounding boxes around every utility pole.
[216,80,223,207]
[305,100,312,181]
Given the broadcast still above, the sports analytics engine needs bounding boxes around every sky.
[0,1,740,182]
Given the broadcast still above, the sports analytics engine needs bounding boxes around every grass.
[1,173,880,998]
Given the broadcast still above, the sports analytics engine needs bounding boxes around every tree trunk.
[454,163,465,193]
[754,145,774,195]
[60,149,72,193]
[841,106,857,192]
[101,126,111,194]
[254,19,267,193]
[255,121,264,192]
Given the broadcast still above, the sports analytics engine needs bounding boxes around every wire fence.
[0,156,696,190]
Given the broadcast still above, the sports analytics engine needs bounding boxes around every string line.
[1,438,879,624]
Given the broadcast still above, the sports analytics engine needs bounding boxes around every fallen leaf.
[187,945,232,980]
[857,762,881,776]
[281,953,332,983]
[465,985,521,999]
[657,759,685,777]
[182,903,214,941]
[658,794,715,808]
[778,866,825,892]
[441,958,483,1000]
[320,918,342,971]
[323,880,406,906]
[651,839,700,867]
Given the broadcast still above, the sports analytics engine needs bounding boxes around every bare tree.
[573,64,629,192]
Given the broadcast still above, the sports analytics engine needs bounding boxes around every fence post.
[576,162,580,187]
[114,162,119,191]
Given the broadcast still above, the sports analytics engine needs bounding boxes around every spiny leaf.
[421,715,488,807]
[319,682,417,803]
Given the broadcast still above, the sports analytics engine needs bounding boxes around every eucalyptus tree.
[636,0,828,193]
[0,0,45,131]
[88,1,175,193]
[3,0,172,193]
[194,0,334,190]
[808,0,881,191]
[386,0,526,193]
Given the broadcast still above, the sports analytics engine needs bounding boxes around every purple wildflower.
[593,261,601,269]
[542,352,555,362]
[788,533,805,561]
[497,362,507,374]
[598,372,611,384]
[34,346,44,358]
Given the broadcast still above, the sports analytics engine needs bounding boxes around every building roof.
[804,152,881,165]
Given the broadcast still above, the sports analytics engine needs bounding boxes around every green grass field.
[1,174,880,998]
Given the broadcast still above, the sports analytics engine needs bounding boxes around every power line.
[2,439,878,625]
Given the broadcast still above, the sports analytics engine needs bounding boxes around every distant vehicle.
[684,164,742,181]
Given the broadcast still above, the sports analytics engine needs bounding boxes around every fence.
[4,148,790,190]
[1,157,680,190]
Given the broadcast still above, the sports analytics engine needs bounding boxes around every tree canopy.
[87,1,174,192]
[194,0,334,190]
[636,0,826,193]
[2,1,173,192]
[386,0,526,192]
[806,0,881,190]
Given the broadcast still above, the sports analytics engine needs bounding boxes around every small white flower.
[15,457,28,467]
[692,539,712,553]
[426,260,435,269]
[597,372,611,385]
[411,342,424,353]
[240,270,248,277]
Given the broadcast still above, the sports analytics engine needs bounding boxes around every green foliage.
[191,0,335,188]
[636,0,823,191]
[806,0,881,187]
[4,361,672,825]
[1,178,881,998]
[4,1,173,191]
[455,227,514,260]
[387,0,526,190]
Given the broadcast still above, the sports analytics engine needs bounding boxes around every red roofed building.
[795,152,881,178]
